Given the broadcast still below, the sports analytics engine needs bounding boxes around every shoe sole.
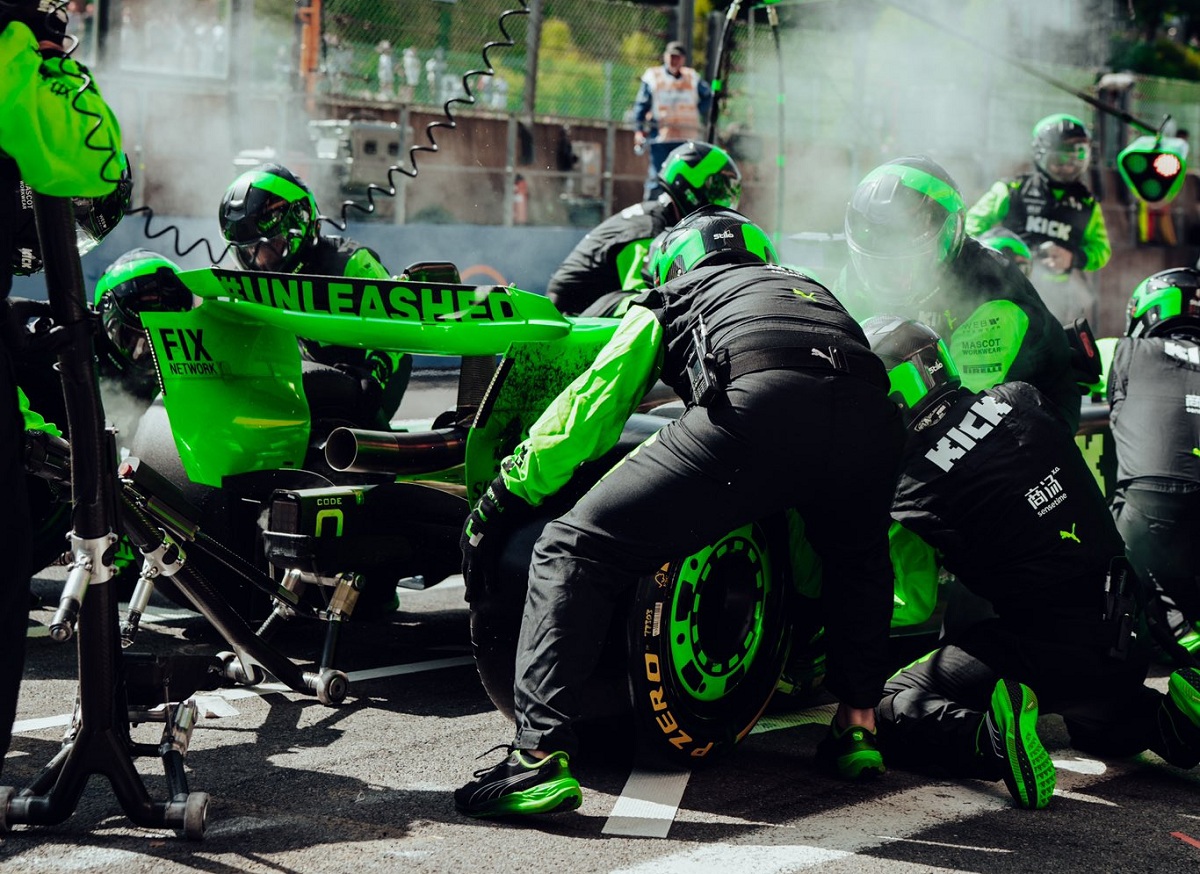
[837,750,885,781]
[991,679,1055,810]
[459,779,583,818]
[1170,668,1200,730]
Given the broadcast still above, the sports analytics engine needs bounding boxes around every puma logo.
[811,347,835,366]
[1059,523,1080,543]
[1192,448,1200,457]
[793,288,816,300]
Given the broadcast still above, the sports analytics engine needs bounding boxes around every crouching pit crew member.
[864,316,1200,811]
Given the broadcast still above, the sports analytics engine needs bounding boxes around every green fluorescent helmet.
[94,248,192,396]
[845,155,966,306]
[1032,113,1091,184]
[219,163,319,272]
[651,205,778,286]
[1126,267,1200,339]
[657,141,743,216]
[860,315,961,422]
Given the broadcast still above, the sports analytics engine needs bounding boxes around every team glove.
[1036,241,1074,275]
[3,0,68,46]
[460,464,528,603]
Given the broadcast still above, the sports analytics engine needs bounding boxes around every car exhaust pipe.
[324,426,468,475]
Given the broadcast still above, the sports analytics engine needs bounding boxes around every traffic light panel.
[1118,135,1188,203]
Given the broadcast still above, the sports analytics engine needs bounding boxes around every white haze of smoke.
[98,378,152,455]
[742,0,1104,236]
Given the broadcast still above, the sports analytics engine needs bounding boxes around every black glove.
[460,470,527,603]
[2,1,68,45]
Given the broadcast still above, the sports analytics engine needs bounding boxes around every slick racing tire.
[628,514,792,765]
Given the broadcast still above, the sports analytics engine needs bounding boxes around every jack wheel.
[181,791,209,841]
[315,669,348,705]
[0,785,14,833]
[216,651,265,686]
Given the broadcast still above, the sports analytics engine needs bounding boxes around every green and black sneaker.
[816,721,885,780]
[454,748,582,818]
[984,679,1055,810]
[1156,666,1200,768]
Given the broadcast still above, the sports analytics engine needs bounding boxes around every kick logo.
[923,395,1013,471]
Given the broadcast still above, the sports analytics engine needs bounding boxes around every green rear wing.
[145,268,576,486]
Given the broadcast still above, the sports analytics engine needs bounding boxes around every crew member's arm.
[503,304,664,506]
[18,386,60,437]
[949,297,1077,432]
[0,22,122,196]
[1073,201,1111,271]
[343,245,405,388]
[632,77,654,145]
[696,76,713,124]
[963,180,1011,237]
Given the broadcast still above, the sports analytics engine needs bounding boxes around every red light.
[1153,153,1182,177]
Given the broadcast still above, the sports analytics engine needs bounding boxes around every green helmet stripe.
[662,148,729,189]
[94,255,180,304]
[1133,283,1183,321]
[1033,113,1086,137]
[888,360,929,409]
[741,223,778,263]
[248,172,311,204]
[660,229,708,284]
[863,163,962,215]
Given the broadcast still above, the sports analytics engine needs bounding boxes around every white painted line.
[874,835,1013,853]
[750,702,837,734]
[602,767,691,838]
[347,656,474,682]
[1052,789,1119,806]
[1054,756,1107,775]
[193,694,242,718]
[12,713,72,734]
[611,844,851,873]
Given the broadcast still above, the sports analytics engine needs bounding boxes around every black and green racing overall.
[965,171,1111,276]
[291,235,410,428]
[965,171,1110,325]
[544,197,675,317]
[503,262,906,758]
[877,381,1199,775]
[1108,335,1200,629]
[840,236,1080,434]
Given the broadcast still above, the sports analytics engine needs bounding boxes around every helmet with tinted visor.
[845,156,965,307]
[1126,267,1200,339]
[1032,114,1091,184]
[651,205,778,286]
[219,163,319,272]
[861,315,961,423]
[95,249,191,391]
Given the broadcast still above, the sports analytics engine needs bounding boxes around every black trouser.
[876,618,1188,778]
[0,327,33,776]
[1113,484,1200,624]
[511,368,905,757]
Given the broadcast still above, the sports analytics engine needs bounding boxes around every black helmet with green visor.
[1125,267,1200,340]
[1032,113,1091,185]
[219,163,319,272]
[657,141,742,216]
[845,155,966,307]
[650,205,778,286]
[861,315,961,425]
[94,248,191,393]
